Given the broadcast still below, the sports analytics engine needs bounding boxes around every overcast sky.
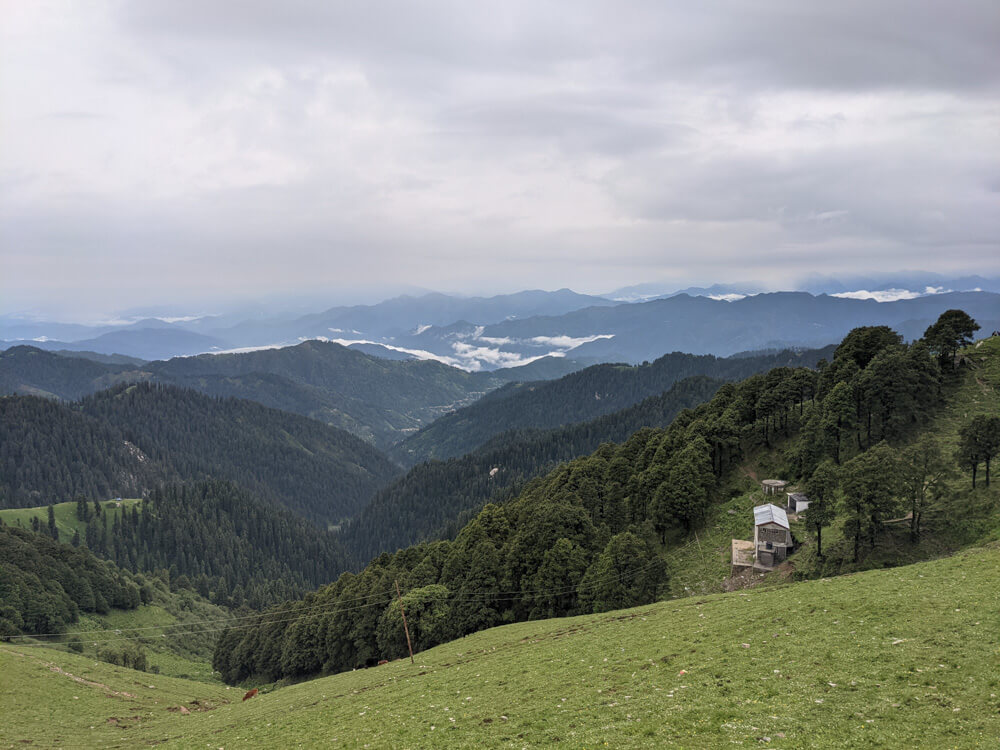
[2,0,998,317]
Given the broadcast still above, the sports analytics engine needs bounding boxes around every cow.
[377,659,388,666]
[243,688,259,702]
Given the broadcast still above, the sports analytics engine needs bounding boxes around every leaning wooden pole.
[395,580,415,664]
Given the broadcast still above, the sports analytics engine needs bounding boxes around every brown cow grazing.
[243,688,259,701]
[377,659,388,666]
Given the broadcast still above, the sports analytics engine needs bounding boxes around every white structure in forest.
[752,503,792,568]
[732,502,796,574]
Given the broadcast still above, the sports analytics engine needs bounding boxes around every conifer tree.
[899,437,951,540]
[922,309,980,367]
[804,460,838,557]
[840,443,900,562]
[46,505,58,540]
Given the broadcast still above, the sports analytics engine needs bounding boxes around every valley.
[6,5,1000,745]
[2,305,999,749]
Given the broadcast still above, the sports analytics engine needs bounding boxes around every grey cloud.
[2,1,999,316]
[437,95,690,156]
[121,1,1000,92]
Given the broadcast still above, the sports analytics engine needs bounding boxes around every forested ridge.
[0,341,511,450]
[147,341,510,449]
[391,346,836,466]
[0,345,138,401]
[0,382,400,522]
[0,523,146,638]
[341,375,725,565]
[214,310,983,686]
[68,481,350,609]
[0,395,162,506]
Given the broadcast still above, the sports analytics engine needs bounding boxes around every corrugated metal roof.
[754,503,789,529]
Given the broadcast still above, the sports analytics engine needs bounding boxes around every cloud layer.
[2,0,998,315]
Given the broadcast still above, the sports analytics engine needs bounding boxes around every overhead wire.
[9,583,401,639]
[6,555,666,647]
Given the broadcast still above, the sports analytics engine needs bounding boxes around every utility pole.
[395,580,414,664]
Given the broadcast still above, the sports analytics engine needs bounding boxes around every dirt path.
[6,648,136,699]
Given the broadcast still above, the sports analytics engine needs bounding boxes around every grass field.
[73,604,221,683]
[0,498,141,543]
[4,542,999,749]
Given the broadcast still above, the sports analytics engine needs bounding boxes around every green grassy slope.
[0,498,140,542]
[4,544,999,748]
[68,584,229,684]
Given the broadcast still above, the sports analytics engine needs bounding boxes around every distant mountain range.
[5,280,997,367]
[460,291,1000,363]
[605,272,1000,302]
[4,290,998,448]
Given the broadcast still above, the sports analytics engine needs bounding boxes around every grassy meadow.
[4,542,999,749]
[0,498,141,543]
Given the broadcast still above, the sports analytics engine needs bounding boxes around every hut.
[786,492,810,514]
[753,503,791,569]
[761,479,789,496]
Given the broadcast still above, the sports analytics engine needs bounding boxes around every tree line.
[0,523,147,639]
[71,480,350,610]
[794,310,989,561]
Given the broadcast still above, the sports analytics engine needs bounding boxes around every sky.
[2,1,999,318]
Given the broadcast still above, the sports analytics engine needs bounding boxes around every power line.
[9,595,398,647]
[9,584,401,640]
[8,555,666,648]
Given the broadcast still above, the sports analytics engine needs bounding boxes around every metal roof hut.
[786,492,810,514]
[753,503,791,569]
[761,479,789,496]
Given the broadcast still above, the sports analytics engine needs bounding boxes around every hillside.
[0,497,141,543]
[216,312,997,687]
[0,342,515,450]
[144,340,512,449]
[2,481,352,610]
[0,383,400,523]
[0,345,137,400]
[0,522,229,681]
[392,346,835,466]
[3,544,998,748]
[342,376,725,565]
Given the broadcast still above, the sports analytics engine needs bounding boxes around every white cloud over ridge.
[295,329,620,371]
[830,286,951,303]
[527,334,614,348]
